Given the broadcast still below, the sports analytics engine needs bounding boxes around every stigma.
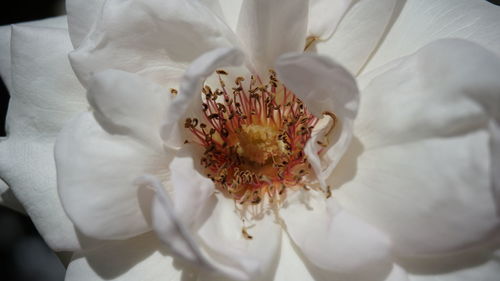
[184,70,319,207]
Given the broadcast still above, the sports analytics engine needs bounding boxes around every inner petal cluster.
[185,70,318,206]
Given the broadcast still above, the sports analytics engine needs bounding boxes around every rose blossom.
[1,0,500,280]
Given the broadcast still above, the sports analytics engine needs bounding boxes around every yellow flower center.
[184,70,318,206]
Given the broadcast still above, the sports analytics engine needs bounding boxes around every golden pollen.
[185,70,319,207]
[236,124,284,164]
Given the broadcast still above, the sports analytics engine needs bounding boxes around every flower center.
[184,70,318,206]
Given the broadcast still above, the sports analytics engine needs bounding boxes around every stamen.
[185,70,328,212]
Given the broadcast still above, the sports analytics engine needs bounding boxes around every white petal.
[409,254,500,281]
[66,0,106,48]
[0,24,88,251]
[385,265,409,281]
[356,39,500,149]
[236,0,309,74]
[55,113,169,240]
[316,0,401,75]
[308,0,353,39]
[273,234,314,281]
[355,39,500,210]
[0,25,12,92]
[197,195,281,281]
[87,69,173,149]
[335,131,499,256]
[281,191,392,281]
[150,155,276,281]
[365,0,500,72]
[162,47,244,149]
[275,53,359,187]
[70,0,237,87]
[65,232,186,281]
[218,0,243,31]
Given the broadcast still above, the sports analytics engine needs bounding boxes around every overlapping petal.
[276,53,359,187]
[56,112,168,240]
[66,0,106,48]
[236,0,308,74]
[281,191,393,281]
[65,232,185,281]
[365,0,500,72]
[0,22,88,251]
[70,0,237,87]
[315,0,401,75]
[162,47,244,150]
[334,39,500,257]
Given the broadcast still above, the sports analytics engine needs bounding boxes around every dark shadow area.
[0,206,65,281]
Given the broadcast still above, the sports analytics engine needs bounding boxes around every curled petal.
[161,47,244,149]
[275,53,359,187]
[149,157,267,281]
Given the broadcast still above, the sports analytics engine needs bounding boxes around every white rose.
[1,1,499,281]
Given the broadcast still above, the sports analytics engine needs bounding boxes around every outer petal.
[87,69,173,149]
[65,232,187,281]
[236,0,309,74]
[150,155,280,281]
[315,0,401,75]
[275,53,359,187]
[70,0,237,88]
[162,47,244,149]
[66,0,106,48]
[307,0,353,40]
[55,113,169,240]
[197,195,282,281]
[335,40,500,257]
[409,252,500,281]
[0,25,12,91]
[365,0,500,72]
[0,24,88,251]
[281,191,393,281]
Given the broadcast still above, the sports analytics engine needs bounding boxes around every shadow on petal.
[395,231,500,275]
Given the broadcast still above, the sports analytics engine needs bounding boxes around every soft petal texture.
[237,0,308,74]
[336,131,499,256]
[281,191,393,281]
[150,155,280,281]
[0,25,12,91]
[307,0,353,39]
[356,39,500,208]
[162,47,244,149]
[0,23,89,250]
[87,69,173,149]
[70,0,236,87]
[315,0,401,75]
[410,253,500,281]
[197,195,281,281]
[55,112,168,240]
[66,0,106,48]
[365,0,500,72]
[218,0,243,31]
[333,40,500,257]
[65,232,188,281]
[276,53,358,187]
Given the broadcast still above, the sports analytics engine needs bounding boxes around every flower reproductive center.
[185,70,328,209]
